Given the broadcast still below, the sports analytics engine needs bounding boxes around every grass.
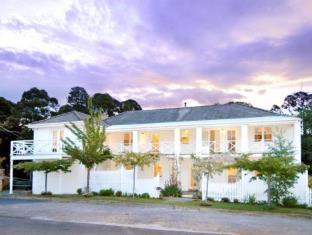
[19,193,312,218]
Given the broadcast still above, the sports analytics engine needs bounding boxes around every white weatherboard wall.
[33,162,86,194]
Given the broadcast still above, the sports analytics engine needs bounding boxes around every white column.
[9,158,13,194]
[240,125,249,153]
[174,128,180,156]
[293,120,302,163]
[195,127,203,157]
[132,130,139,152]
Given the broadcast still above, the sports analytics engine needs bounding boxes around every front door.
[151,133,160,152]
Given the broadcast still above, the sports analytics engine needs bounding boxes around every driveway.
[0,197,311,235]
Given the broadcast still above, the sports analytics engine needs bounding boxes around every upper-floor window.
[180,130,189,144]
[254,127,272,142]
[123,133,132,146]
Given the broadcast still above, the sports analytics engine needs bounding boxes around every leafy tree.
[192,155,224,201]
[15,159,72,193]
[0,97,15,122]
[67,87,89,114]
[92,93,121,116]
[56,104,74,115]
[281,91,312,115]
[62,99,112,193]
[15,87,59,124]
[233,136,308,205]
[120,99,142,112]
[114,152,159,197]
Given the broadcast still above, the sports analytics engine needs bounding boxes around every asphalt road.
[0,216,221,235]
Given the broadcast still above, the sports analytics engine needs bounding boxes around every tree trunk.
[267,176,272,206]
[206,174,209,201]
[86,168,90,193]
[132,166,136,198]
[44,172,48,193]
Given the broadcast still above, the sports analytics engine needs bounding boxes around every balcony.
[11,140,66,160]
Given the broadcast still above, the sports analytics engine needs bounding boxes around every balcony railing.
[11,140,65,157]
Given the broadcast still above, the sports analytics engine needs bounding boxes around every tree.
[192,155,224,201]
[0,97,15,122]
[120,99,142,112]
[232,136,308,205]
[15,87,59,124]
[67,87,89,113]
[15,159,72,193]
[62,99,112,193]
[114,151,159,197]
[92,93,121,116]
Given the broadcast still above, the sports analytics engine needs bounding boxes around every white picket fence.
[90,168,160,198]
[308,188,312,207]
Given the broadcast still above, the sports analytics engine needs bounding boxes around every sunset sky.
[1,0,312,109]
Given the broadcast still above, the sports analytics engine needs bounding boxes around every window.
[264,127,272,142]
[180,130,189,144]
[123,133,132,146]
[254,128,262,142]
[51,129,64,152]
[153,163,163,177]
[254,127,272,142]
[227,130,236,153]
[228,167,237,183]
[151,133,160,152]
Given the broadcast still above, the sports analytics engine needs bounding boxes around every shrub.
[221,197,230,203]
[140,193,150,199]
[233,199,239,204]
[247,194,256,204]
[282,196,298,208]
[161,184,182,197]
[192,190,202,200]
[77,188,82,195]
[115,191,122,197]
[92,191,98,196]
[99,188,115,196]
[41,191,52,196]
[207,197,215,202]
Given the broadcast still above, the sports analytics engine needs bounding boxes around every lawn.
[20,193,312,218]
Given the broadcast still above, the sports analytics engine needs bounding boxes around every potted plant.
[0,157,5,176]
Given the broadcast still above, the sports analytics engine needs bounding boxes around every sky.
[0,0,312,109]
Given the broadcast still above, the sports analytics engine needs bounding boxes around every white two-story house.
[9,103,309,203]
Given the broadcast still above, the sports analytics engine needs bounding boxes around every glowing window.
[264,128,272,142]
[153,163,163,177]
[254,128,263,142]
[180,130,189,144]
[123,133,132,146]
[228,167,237,183]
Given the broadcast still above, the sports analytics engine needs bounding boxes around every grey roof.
[30,111,89,125]
[104,103,281,126]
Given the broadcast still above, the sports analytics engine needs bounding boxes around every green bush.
[161,184,182,197]
[140,193,150,199]
[115,191,122,197]
[247,194,256,204]
[92,191,98,196]
[221,197,230,203]
[77,188,82,195]
[41,191,52,196]
[99,188,115,196]
[207,197,215,202]
[233,198,239,203]
[282,196,298,208]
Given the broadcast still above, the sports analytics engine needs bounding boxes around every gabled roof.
[104,103,283,126]
[30,111,89,125]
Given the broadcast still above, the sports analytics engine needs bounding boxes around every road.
[0,197,312,235]
[0,216,219,235]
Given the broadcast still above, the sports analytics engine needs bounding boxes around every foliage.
[62,99,112,193]
[221,197,230,203]
[309,176,312,188]
[246,194,256,204]
[15,159,72,193]
[99,188,115,196]
[282,196,298,208]
[207,197,215,202]
[0,157,5,168]
[140,193,150,199]
[161,183,182,197]
[114,151,159,196]
[192,155,224,200]
[16,87,59,124]
[115,190,122,197]
[233,136,308,205]
[233,198,239,204]
[67,87,89,114]
[77,188,82,195]
[41,191,52,196]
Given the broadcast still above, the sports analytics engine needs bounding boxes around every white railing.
[11,139,67,156]
[248,141,271,154]
[139,142,175,155]
[309,188,312,207]
[202,140,240,154]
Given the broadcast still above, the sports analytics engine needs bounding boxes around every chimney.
[184,102,187,107]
